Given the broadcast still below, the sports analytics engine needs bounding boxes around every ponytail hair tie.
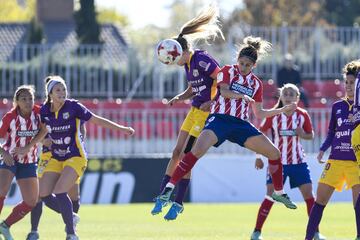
[178,33,184,38]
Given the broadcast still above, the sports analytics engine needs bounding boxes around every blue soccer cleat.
[26,231,39,240]
[314,232,326,240]
[164,202,184,221]
[250,230,263,240]
[271,192,297,209]
[0,222,13,240]
[151,196,169,215]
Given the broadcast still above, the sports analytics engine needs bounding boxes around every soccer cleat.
[250,230,263,240]
[314,232,326,240]
[159,187,174,202]
[26,231,39,240]
[65,213,80,233]
[164,202,184,221]
[271,192,297,209]
[0,222,13,240]
[151,196,169,215]
[66,234,79,240]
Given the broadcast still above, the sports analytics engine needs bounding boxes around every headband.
[47,79,63,93]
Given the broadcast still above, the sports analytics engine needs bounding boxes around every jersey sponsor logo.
[337,117,352,127]
[192,85,206,94]
[53,147,71,157]
[51,125,71,132]
[279,129,296,136]
[335,129,351,138]
[17,129,39,137]
[230,82,254,96]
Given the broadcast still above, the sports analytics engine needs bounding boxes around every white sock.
[274,190,285,195]
[165,182,175,189]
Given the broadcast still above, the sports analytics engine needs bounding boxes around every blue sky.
[95,0,241,29]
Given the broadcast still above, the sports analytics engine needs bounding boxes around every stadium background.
[0,0,359,204]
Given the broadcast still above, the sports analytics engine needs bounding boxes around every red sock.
[305,197,319,232]
[305,197,315,216]
[255,197,274,231]
[268,159,283,191]
[170,152,198,185]
[4,201,33,227]
[0,196,5,214]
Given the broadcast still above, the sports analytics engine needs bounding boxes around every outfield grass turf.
[1,203,356,240]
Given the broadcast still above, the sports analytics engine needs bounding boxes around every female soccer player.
[305,61,360,240]
[15,76,134,240]
[250,84,324,240]
[157,36,298,211]
[151,4,223,221]
[0,85,41,240]
[26,128,85,240]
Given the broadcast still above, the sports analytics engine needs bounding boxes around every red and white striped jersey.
[260,107,313,165]
[0,105,41,164]
[211,65,263,120]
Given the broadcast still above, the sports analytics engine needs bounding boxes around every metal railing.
[0,27,359,99]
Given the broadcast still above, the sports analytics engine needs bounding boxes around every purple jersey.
[353,72,360,126]
[320,98,356,161]
[40,99,93,161]
[184,50,219,108]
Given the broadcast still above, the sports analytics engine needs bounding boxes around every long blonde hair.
[174,3,224,51]
[237,36,272,63]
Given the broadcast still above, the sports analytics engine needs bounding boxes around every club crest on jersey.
[63,112,70,120]
[193,69,199,77]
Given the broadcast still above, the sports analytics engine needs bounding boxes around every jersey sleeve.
[216,66,232,85]
[319,104,336,152]
[0,112,12,138]
[74,102,93,122]
[259,117,272,132]
[252,79,263,103]
[302,111,313,133]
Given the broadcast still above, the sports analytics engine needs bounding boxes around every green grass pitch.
[1,203,356,239]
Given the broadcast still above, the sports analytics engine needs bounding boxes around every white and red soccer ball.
[156,39,183,65]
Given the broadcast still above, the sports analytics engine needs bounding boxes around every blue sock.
[55,193,74,234]
[72,200,80,214]
[175,178,190,205]
[30,201,43,232]
[305,202,325,240]
[42,194,61,213]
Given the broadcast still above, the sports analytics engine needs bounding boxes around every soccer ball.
[156,39,183,65]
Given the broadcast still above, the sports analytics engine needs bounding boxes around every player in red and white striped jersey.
[251,83,324,240]
[0,85,41,240]
[158,36,298,211]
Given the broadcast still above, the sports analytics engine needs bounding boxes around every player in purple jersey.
[305,61,360,240]
[27,124,85,240]
[151,4,224,221]
[15,76,135,240]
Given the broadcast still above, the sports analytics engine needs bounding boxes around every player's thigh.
[0,169,14,196]
[17,177,38,206]
[244,134,280,160]
[315,182,334,205]
[39,172,60,197]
